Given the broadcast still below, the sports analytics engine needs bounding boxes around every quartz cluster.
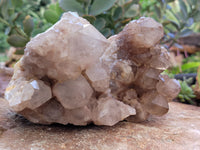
[5,12,180,126]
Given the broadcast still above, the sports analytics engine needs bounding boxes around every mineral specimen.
[5,12,181,126]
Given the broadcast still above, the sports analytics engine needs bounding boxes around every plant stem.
[0,17,10,26]
[14,26,28,38]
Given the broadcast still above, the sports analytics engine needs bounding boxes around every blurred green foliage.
[0,0,200,55]
[0,53,8,62]
[183,52,200,64]
[166,52,200,75]
[0,0,52,53]
[164,69,198,104]
[0,23,9,53]
[178,77,196,104]
[197,66,200,88]
[55,0,140,37]
[44,2,63,24]
[139,0,200,49]
[50,0,200,44]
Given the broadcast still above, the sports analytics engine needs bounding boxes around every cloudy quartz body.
[5,12,180,126]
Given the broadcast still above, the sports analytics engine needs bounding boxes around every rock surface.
[0,72,11,97]
[0,98,200,150]
[5,12,180,126]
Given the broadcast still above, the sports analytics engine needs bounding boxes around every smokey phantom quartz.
[5,12,181,126]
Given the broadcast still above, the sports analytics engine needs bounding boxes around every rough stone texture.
[5,12,181,126]
[0,98,200,150]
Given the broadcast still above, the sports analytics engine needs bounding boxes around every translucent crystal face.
[53,75,93,109]
[5,78,52,112]
[5,12,180,126]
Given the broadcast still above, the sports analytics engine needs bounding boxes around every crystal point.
[93,97,136,126]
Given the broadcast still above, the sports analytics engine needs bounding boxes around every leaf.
[101,28,111,37]
[82,15,96,24]
[113,6,123,21]
[8,27,18,35]
[185,77,193,85]
[187,0,197,7]
[162,20,171,26]
[167,32,175,39]
[186,18,194,27]
[124,4,139,18]
[197,66,200,88]
[179,29,193,37]
[178,0,187,19]
[178,94,184,99]
[44,9,60,24]
[59,0,84,15]
[8,8,15,16]
[5,27,11,35]
[1,0,9,19]
[118,0,136,6]
[184,95,191,101]
[189,94,196,98]
[114,22,122,28]
[89,0,117,16]
[55,2,64,16]
[76,0,90,2]
[178,79,196,103]
[11,0,23,8]
[32,28,45,36]
[14,49,24,55]
[176,11,186,23]
[166,4,171,9]
[181,62,200,71]
[167,9,181,22]
[49,3,57,10]
[154,5,161,19]
[49,2,63,16]
[11,12,19,22]
[123,0,134,10]
[40,0,51,6]
[7,34,29,47]
[167,20,180,30]
[174,43,183,49]
[166,0,175,2]
[23,15,34,36]
[94,18,106,30]
[193,12,200,22]
[117,0,125,6]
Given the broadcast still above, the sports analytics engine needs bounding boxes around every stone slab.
[0,98,200,150]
